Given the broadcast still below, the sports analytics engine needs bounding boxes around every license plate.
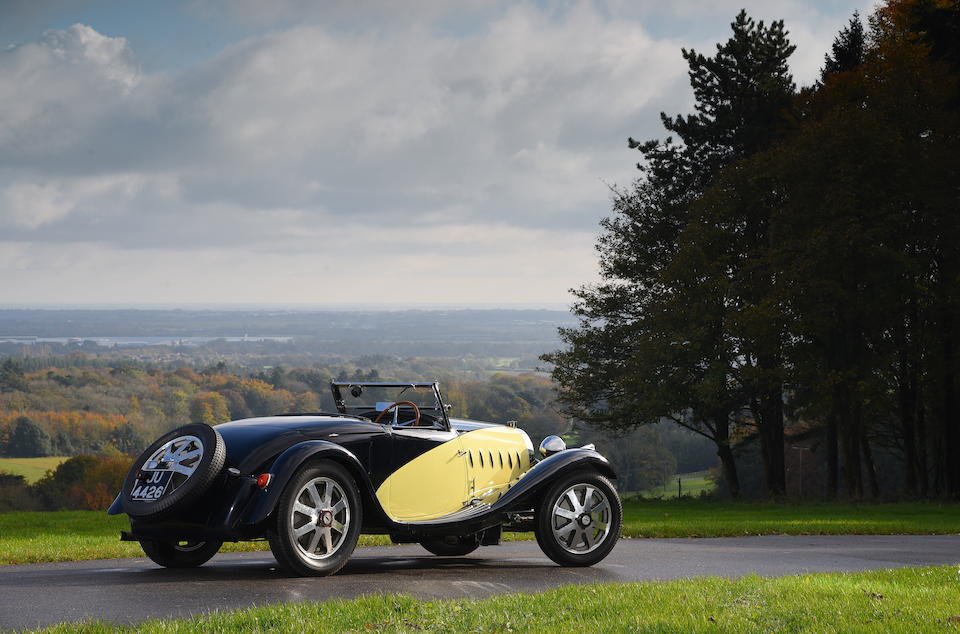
[130,471,173,501]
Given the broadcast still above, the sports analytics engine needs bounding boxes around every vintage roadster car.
[109,381,621,576]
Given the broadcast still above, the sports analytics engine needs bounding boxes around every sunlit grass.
[640,470,716,498]
[0,456,69,483]
[2,499,958,565]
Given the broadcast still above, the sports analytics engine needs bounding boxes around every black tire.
[419,535,480,556]
[534,470,621,567]
[121,423,226,519]
[139,539,222,568]
[268,460,362,577]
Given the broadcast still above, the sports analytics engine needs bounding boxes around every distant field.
[3,500,960,565]
[640,470,716,498]
[40,566,960,633]
[0,457,68,483]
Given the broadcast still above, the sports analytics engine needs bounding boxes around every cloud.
[0,2,874,304]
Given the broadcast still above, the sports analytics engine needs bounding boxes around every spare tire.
[121,423,226,519]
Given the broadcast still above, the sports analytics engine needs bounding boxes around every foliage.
[4,416,52,457]
[0,358,26,392]
[33,455,132,511]
[545,10,798,497]
[547,0,960,500]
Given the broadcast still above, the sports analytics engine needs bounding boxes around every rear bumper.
[121,522,248,543]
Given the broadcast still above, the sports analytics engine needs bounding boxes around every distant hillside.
[0,309,578,359]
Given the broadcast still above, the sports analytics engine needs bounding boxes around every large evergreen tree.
[545,12,796,497]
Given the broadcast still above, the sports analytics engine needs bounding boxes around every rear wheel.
[419,535,480,556]
[534,471,621,567]
[139,539,222,568]
[268,461,362,577]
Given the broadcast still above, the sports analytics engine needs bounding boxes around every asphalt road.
[2,535,958,631]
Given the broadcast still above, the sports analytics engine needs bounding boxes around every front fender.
[241,440,371,525]
[492,447,616,512]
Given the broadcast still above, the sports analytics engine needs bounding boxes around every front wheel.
[268,460,362,577]
[534,471,621,567]
[419,535,480,556]
[139,539,222,568]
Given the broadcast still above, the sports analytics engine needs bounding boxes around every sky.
[0,0,876,308]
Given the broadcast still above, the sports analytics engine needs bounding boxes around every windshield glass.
[333,383,446,427]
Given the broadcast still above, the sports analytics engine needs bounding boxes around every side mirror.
[539,435,566,457]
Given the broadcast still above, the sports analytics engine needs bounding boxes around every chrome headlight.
[539,435,566,457]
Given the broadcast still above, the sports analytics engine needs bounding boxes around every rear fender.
[492,448,616,511]
[241,440,384,526]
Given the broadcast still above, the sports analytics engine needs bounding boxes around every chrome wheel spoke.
[331,499,346,514]
[169,463,195,477]
[331,519,345,533]
[306,483,322,508]
[322,528,333,554]
[294,522,316,538]
[565,490,581,513]
[584,528,598,548]
[582,487,594,511]
[293,501,313,516]
[306,528,322,554]
[554,507,578,521]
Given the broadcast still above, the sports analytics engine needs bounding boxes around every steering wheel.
[373,401,421,427]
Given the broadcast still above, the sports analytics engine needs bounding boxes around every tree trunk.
[713,415,740,498]
[898,309,920,494]
[917,398,929,496]
[756,353,786,497]
[826,413,839,498]
[861,432,880,498]
[760,388,786,496]
[838,383,862,498]
[942,319,960,497]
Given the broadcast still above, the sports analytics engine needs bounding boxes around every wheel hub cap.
[551,483,612,554]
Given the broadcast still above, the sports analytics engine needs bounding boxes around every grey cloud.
[0,1,873,304]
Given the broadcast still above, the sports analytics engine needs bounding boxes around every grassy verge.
[621,499,960,538]
[641,470,716,498]
[0,512,389,565]
[41,566,960,633]
[3,499,959,565]
[0,456,68,483]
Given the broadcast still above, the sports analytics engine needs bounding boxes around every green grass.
[641,470,716,498]
[0,456,68,483]
[0,512,391,565]
[2,499,958,565]
[620,499,960,538]
[39,566,960,632]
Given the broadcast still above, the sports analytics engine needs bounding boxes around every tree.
[546,11,797,497]
[189,392,231,425]
[821,12,866,80]
[0,358,26,392]
[5,417,51,458]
